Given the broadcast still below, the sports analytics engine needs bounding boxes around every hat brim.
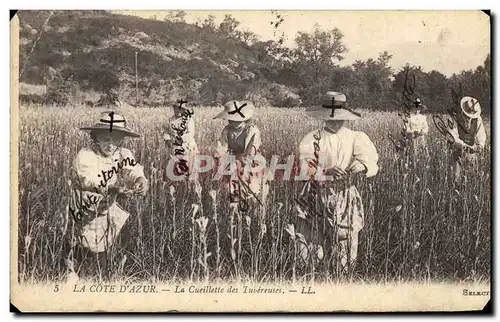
[461,108,481,119]
[305,106,361,121]
[460,97,481,119]
[213,109,254,121]
[80,124,140,137]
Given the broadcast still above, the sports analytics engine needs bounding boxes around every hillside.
[17,10,301,107]
[17,10,490,115]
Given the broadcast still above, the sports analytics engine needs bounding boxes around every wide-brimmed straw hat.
[80,111,140,137]
[460,96,481,119]
[213,100,255,121]
[305,91,361,121]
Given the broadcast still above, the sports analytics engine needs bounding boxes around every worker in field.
[213,100,269,215]
[163,99,199,184]
[405,97,430,163]
[447,96,487,183]
[295,91,379,274]
[64,111,149,282]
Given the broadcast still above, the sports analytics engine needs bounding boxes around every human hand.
[348,161,367,174]
[108,186,134,198]
[134,177,149,195]
[326,166,347,180]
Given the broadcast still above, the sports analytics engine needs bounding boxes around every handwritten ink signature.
[69,156,137,222]
[295,129,322,216]
[432,102,473,140]
[388,68,416,152]
[171,100,194,176]
[308,130,322,171]
[432,84,481,147]
[69,169,100,222]
[97,157,137,189]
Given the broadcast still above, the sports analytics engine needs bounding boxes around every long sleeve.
[216,126,229,158]
[298,130,323,178]
[420,115,429,134]
[298,131,316,163]
[244,125,262,156]
[353,132,379,178]
[181,118,196,148]
[73,149,102,191]
[475,117,487,150]
[70,149,104,215]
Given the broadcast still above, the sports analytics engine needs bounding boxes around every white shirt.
[299,127,379,178]
[73,147,145,191]
[164,114,198,152]
[70,147,145,252]
[405,114,429,135]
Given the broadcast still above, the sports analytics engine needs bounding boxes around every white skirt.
[75,203,130,253]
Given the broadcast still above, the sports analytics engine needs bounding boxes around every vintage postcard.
[10,10,491,312]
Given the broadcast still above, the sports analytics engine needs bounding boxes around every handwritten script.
[171,99,194,176]
[69,157,137,222]
[295,129,322,217]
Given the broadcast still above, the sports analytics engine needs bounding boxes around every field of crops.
[17,105,491,284]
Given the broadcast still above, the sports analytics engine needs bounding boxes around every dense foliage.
[18,11,490,115]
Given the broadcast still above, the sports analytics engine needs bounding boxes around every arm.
[120,149,145,181]
[351,132,379,178]
[298,132,320,178]
[474,118,487,151]
[120,148,148,195]
[216,126,229,159]
[183,118,196,147]
[242,125,262,157]
[451,118,486,153]
[420,115,429,134]
[73,149,104,192]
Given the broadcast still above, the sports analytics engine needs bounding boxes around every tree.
[291,23,348,104]
[201,14,217,32]
[392,65,428,109]
[349,51,394,110]
[165,10,187,23]
[293,23,347,66]
[239,29,259,46]
[219,14,240,38]
[424,70,448,111]
[484,53,490,77]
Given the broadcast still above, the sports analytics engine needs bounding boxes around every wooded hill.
[17,10,490,115]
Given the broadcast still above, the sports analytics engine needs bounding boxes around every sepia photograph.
[10,8,491,312]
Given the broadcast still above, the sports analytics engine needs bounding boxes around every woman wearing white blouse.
[66,112,148,281]
[213,100,269,209]
[163,100,199,180]
[296,92,379,273]
[404,98,430,162]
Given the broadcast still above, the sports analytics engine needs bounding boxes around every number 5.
[54,284,60,292]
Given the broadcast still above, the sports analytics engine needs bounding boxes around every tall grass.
[17,105,491,284]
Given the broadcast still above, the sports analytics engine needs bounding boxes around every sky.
[116,10,490,77]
